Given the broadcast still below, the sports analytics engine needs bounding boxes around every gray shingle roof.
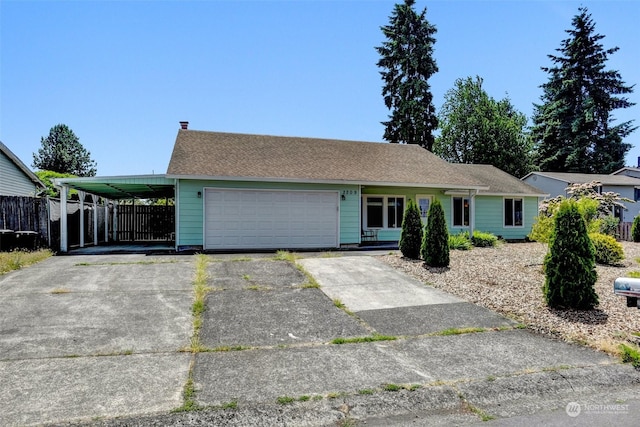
[451,164,547,196]
[525,171,640,187]
[166,130,488,190]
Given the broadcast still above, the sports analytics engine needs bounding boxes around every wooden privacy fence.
[0,196,49,243]
[116,204,174,242]
[618,222,633,242]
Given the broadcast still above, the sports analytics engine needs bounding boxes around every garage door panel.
[205,189,338,249]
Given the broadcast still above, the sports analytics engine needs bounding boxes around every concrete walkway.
[1,253,639,426]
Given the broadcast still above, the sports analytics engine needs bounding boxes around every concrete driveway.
[1,252,639,426]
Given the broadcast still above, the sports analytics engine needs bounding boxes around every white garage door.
[204,189,339,250]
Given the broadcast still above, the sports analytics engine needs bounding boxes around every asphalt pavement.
[0,252,638,426]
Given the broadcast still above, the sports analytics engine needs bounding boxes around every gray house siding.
[522,174,569,198]
[0,149,38,196]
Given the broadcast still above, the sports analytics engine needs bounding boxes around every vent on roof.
[179,121,189,130]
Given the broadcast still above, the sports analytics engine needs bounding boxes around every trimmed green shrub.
[421,199,449,267]
[543,200,598,310]
[589,233,624,265]
[472,230,498,247]
[449,232,472,250]
[399,199,423,259]
[632,215,640,243]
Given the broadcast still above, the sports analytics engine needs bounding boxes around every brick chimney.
[179,121,189,130]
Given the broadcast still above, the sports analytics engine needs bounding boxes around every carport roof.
[53,175,175,200]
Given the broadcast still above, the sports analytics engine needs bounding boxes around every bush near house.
[543,199,598,310]
[399,199,423,260]
[589,233,624,265]
[449,232,472,250]
[421,199,449,267]
[471,230,498,247]
[632,215,640,243]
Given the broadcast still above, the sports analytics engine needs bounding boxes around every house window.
[364,196,405,229]
[504,198,523,227]
[366,197,383,228]
[453,197,469,227]
[387,197,404,228]
[634,188,640,202]
[417,195,432,220]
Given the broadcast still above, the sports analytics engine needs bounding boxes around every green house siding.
[469,196,539,240]
[176,179,360,247]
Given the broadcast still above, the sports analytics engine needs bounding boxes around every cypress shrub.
[421,199,449,267]
[632,215,640,243]
[399,199,423,259]
[543,199,598,310]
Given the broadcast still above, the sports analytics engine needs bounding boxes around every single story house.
[522,171,640,222]
[0,140,45,196]
[55,125,546,252]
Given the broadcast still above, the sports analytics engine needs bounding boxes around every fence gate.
[116,204,175,242]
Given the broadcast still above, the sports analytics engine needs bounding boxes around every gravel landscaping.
[380,241,640,354]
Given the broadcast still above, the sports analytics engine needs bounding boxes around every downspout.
[60,185,68,253]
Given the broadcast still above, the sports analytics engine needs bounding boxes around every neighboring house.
[522,171,640,222]
[55,126,547,252]
[0,141,45,196]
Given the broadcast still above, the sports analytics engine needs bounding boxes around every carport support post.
[78,191,85,248]
[469,189,476,236]
[92,195,98,245]
[60,185,68,253]
[113,202,118,242]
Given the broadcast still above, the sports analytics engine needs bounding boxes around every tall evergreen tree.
[376,0,438,150]
[33,124,97,177]
[434,76,534,177]
[531,7,636,174]
[421,199,449,267]
[399,198,423,259]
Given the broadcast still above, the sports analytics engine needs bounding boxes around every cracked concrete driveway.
[1,252,639,426]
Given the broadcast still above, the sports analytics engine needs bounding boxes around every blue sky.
[1,0,638,177]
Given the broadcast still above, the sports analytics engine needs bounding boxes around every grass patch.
[50,288,71,294]
[276,396,295,405]
[242,274,251,281]
[0,249,52,275]
[299,281,320,289]
[273,250,299,262]
[331,334,397,345]
[383,383,401,392]
[245,285,271,291]
[211,345,251,352]
[298,395,311,402]
[435,327,486,336]
[184,254,212,353]
[620,343,640,368]
[219,400,238,410]
[357,388,374,395]
[172,360,201,412]
[627,271,640,278]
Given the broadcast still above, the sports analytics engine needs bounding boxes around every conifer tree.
[531,7,636,174]
[399,199,423,259]
[543,199,598,310]
[33,124,97,176]
[421,199,449,267]
[376,0,438,150]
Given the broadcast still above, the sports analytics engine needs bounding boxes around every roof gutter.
[165,174,489,191]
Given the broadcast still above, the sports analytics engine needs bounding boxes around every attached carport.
[53,175,175,252]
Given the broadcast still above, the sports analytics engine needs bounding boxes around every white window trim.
[451,196,470,228]
[416,194,433,222]
[503,197,524,228]
[363,195,406,230]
